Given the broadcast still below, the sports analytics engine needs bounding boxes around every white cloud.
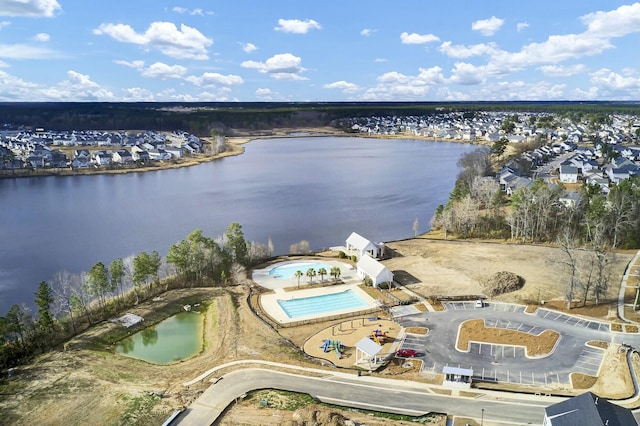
[274,19,321,34]
[449,62,486,85]
[360,28,376,37]
[114,59,144,69]
[439,41,498,58]
[323,80,359,93]
[0,43,57,59]
[41,70,115,101]
[241,53,307,79]
[241,42,257,53]
[140,62,187,79]
[172,6,213,16]
[373,58,386,63]
[0,0,60,17]
[590,68,640,96]
[0,21,9,30]
[33,33,49,42]
[400,32,439,45]
[472,16,504,36]
[581,3,640,38]
[122,87,155,101]
[185,72,243,87]
[538,64,586,77]
[93,21,213,60]
[361,66,445,100]
[517,22,529,32]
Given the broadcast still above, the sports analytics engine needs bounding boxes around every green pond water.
[115,311,204,364]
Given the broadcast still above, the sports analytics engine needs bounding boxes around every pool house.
[356,254,394,288]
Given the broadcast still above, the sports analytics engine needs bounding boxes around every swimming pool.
[269,262,334,279]
[277,289,368,318]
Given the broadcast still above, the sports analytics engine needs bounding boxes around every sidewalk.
[618,250,640,323]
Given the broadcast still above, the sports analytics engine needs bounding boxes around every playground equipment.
[369,329,387,345]
[319,339,344,359]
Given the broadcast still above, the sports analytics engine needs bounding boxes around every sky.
[0,0,639,102]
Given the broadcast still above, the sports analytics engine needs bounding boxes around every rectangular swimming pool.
[277,289,369,319]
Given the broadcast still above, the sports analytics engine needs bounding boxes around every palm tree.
[330,266,341,282]
[294,270,303,289]
[317,267,327,282]
[306,267,316,284]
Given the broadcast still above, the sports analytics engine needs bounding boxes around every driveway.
[395,302,640,386]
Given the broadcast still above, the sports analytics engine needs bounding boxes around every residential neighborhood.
[340,111,640,198]
[0,129,205,172]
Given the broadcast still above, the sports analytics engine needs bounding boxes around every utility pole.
[481,408,484,426]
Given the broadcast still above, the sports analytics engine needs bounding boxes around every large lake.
[0,137,475,313]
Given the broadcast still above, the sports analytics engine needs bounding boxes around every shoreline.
[0,127,487,179]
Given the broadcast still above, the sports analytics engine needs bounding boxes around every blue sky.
[0,0,639,102]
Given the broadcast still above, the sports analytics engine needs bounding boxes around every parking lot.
[394,302,614,386]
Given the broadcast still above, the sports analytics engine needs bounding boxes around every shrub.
[480,271,525,297]
[338,251,346,259]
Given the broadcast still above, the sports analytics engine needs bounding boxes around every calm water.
[0,137,474,313]
[115,311,203,364]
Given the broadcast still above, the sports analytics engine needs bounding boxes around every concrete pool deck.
[252,259,357,291]
[259,283,381,324]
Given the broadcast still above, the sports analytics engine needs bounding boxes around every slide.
[335,340,342,359]
[370,333,380,345]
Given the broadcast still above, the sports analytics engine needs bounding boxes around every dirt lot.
[0,239,636,425]
[384,236,634,309]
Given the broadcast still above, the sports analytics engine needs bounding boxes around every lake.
[0,136,475,314]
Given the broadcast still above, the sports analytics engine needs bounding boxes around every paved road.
[175,367,549,425]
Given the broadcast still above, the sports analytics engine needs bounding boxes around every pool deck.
[252,259,357,291]
[253,259,381,325]
[259,283,380,324]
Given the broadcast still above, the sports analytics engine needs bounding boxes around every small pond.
[115,311,204,364]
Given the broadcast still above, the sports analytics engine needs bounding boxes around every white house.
[559,165,578,183]
[356,255,393,287]
[346,232,381,259]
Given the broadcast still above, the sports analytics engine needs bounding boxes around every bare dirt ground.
[384,236,634,310]
[0,238,637,425]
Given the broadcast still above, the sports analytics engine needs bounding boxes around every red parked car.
[397,348,419,358]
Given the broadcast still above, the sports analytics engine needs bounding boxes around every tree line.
[0,222,269,370]
[1,102,638,136]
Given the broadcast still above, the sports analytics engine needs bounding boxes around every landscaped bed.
[456,318,560,357]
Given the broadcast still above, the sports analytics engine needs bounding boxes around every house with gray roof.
[543,391,637,426]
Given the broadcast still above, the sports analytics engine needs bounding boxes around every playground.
[303,318,400,368]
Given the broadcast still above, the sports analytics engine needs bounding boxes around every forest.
[1,101,639,136]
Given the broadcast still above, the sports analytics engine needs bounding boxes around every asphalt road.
[175,368,549,425]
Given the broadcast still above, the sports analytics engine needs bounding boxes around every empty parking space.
[468,342,526,359]
[474,367,568,386]
[535,308,609,331]
[573,347,604,376]
[443,301,492,311]
[401,334,426,352]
